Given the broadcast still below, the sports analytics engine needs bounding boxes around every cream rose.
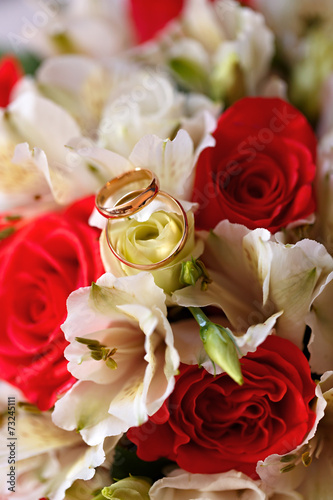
[100,209,204,295]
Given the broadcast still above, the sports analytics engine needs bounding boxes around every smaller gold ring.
[95,168,159,218]
[106,191,189,270]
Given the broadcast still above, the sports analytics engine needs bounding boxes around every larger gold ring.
[105,191,189,270]
[95,168,159,218]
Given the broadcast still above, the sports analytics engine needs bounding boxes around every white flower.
[170,313,282,377]
[33,55,117,137]
[149,469,266,500]
[258,372,333,500]
[64,466,113,500]
[22,0,133,59]
[212,0,275,95]
[81,130,214,228]
[313,131,333,253]
[172,220,333,370]
[99,68,184,157]
[96,65,219,158]
[52,273,180,446]
[251,0,333,62]
[25,54,219,160]
[0,91,109,211]
[141,0,275,100]
[318,74,333,137]
[0,385,119,500]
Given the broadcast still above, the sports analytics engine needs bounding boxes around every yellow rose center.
[109,211,184,266]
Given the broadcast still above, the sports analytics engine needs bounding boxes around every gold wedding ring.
[95,168,189,270]
[106,191,189,270]
[95,168,159,218]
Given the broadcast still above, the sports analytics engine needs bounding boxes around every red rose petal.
[193,97,317,232]
[0,196,104,410]
[0,55,22,107]
[128,336,316,478]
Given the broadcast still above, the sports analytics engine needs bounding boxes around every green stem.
[188,306,210,328]
[92,493,105,500]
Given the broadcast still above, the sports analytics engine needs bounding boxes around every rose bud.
[95,477,151,500]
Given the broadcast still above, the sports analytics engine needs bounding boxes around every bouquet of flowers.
[0,0,332,499]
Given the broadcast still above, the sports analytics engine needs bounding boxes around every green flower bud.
[189,307,243,385]
[180,259,202,286]
[102,210,203,295]
[200,322,243,385]
[180,258,211,290]
[100,477,151,500]
[211,52,246,105]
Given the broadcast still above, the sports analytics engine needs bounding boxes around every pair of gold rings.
[95,168,188,270]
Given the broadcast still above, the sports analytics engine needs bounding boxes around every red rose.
[0,55,22,108]
[129,0,215,43]
[129,0,184,42]
[128,336,316,478]
[0,197,103,410]
[192,97,317,232]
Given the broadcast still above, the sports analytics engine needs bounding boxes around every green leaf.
[17,52,41,75]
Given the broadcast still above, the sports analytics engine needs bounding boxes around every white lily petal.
[172,318,208,368]
[181,108,218,166]
[172,222,272,331]
[149,469,266,500]
[64,465,112,500]
[0,401,117,500]
[173,221,333,364]
[52,380,127,444]
[183,0,226,52]
[0,141,52,212]
[236,311,283,354]
[99,69,184,157]
[89,206,107,230]
[56,273,178,444]
[314,131,333,254]
[172,310,282,377]
[306,277,333,373]
[38,55,101,94]
[268,239,333,349]
[295,372,333,500]
[8,92,81,163]
[27,0,132,59]
[257,377,327,493]
[235,6,275,94]
[129,130,195,200]
[30,145,105,205]
[74,144,131,176]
